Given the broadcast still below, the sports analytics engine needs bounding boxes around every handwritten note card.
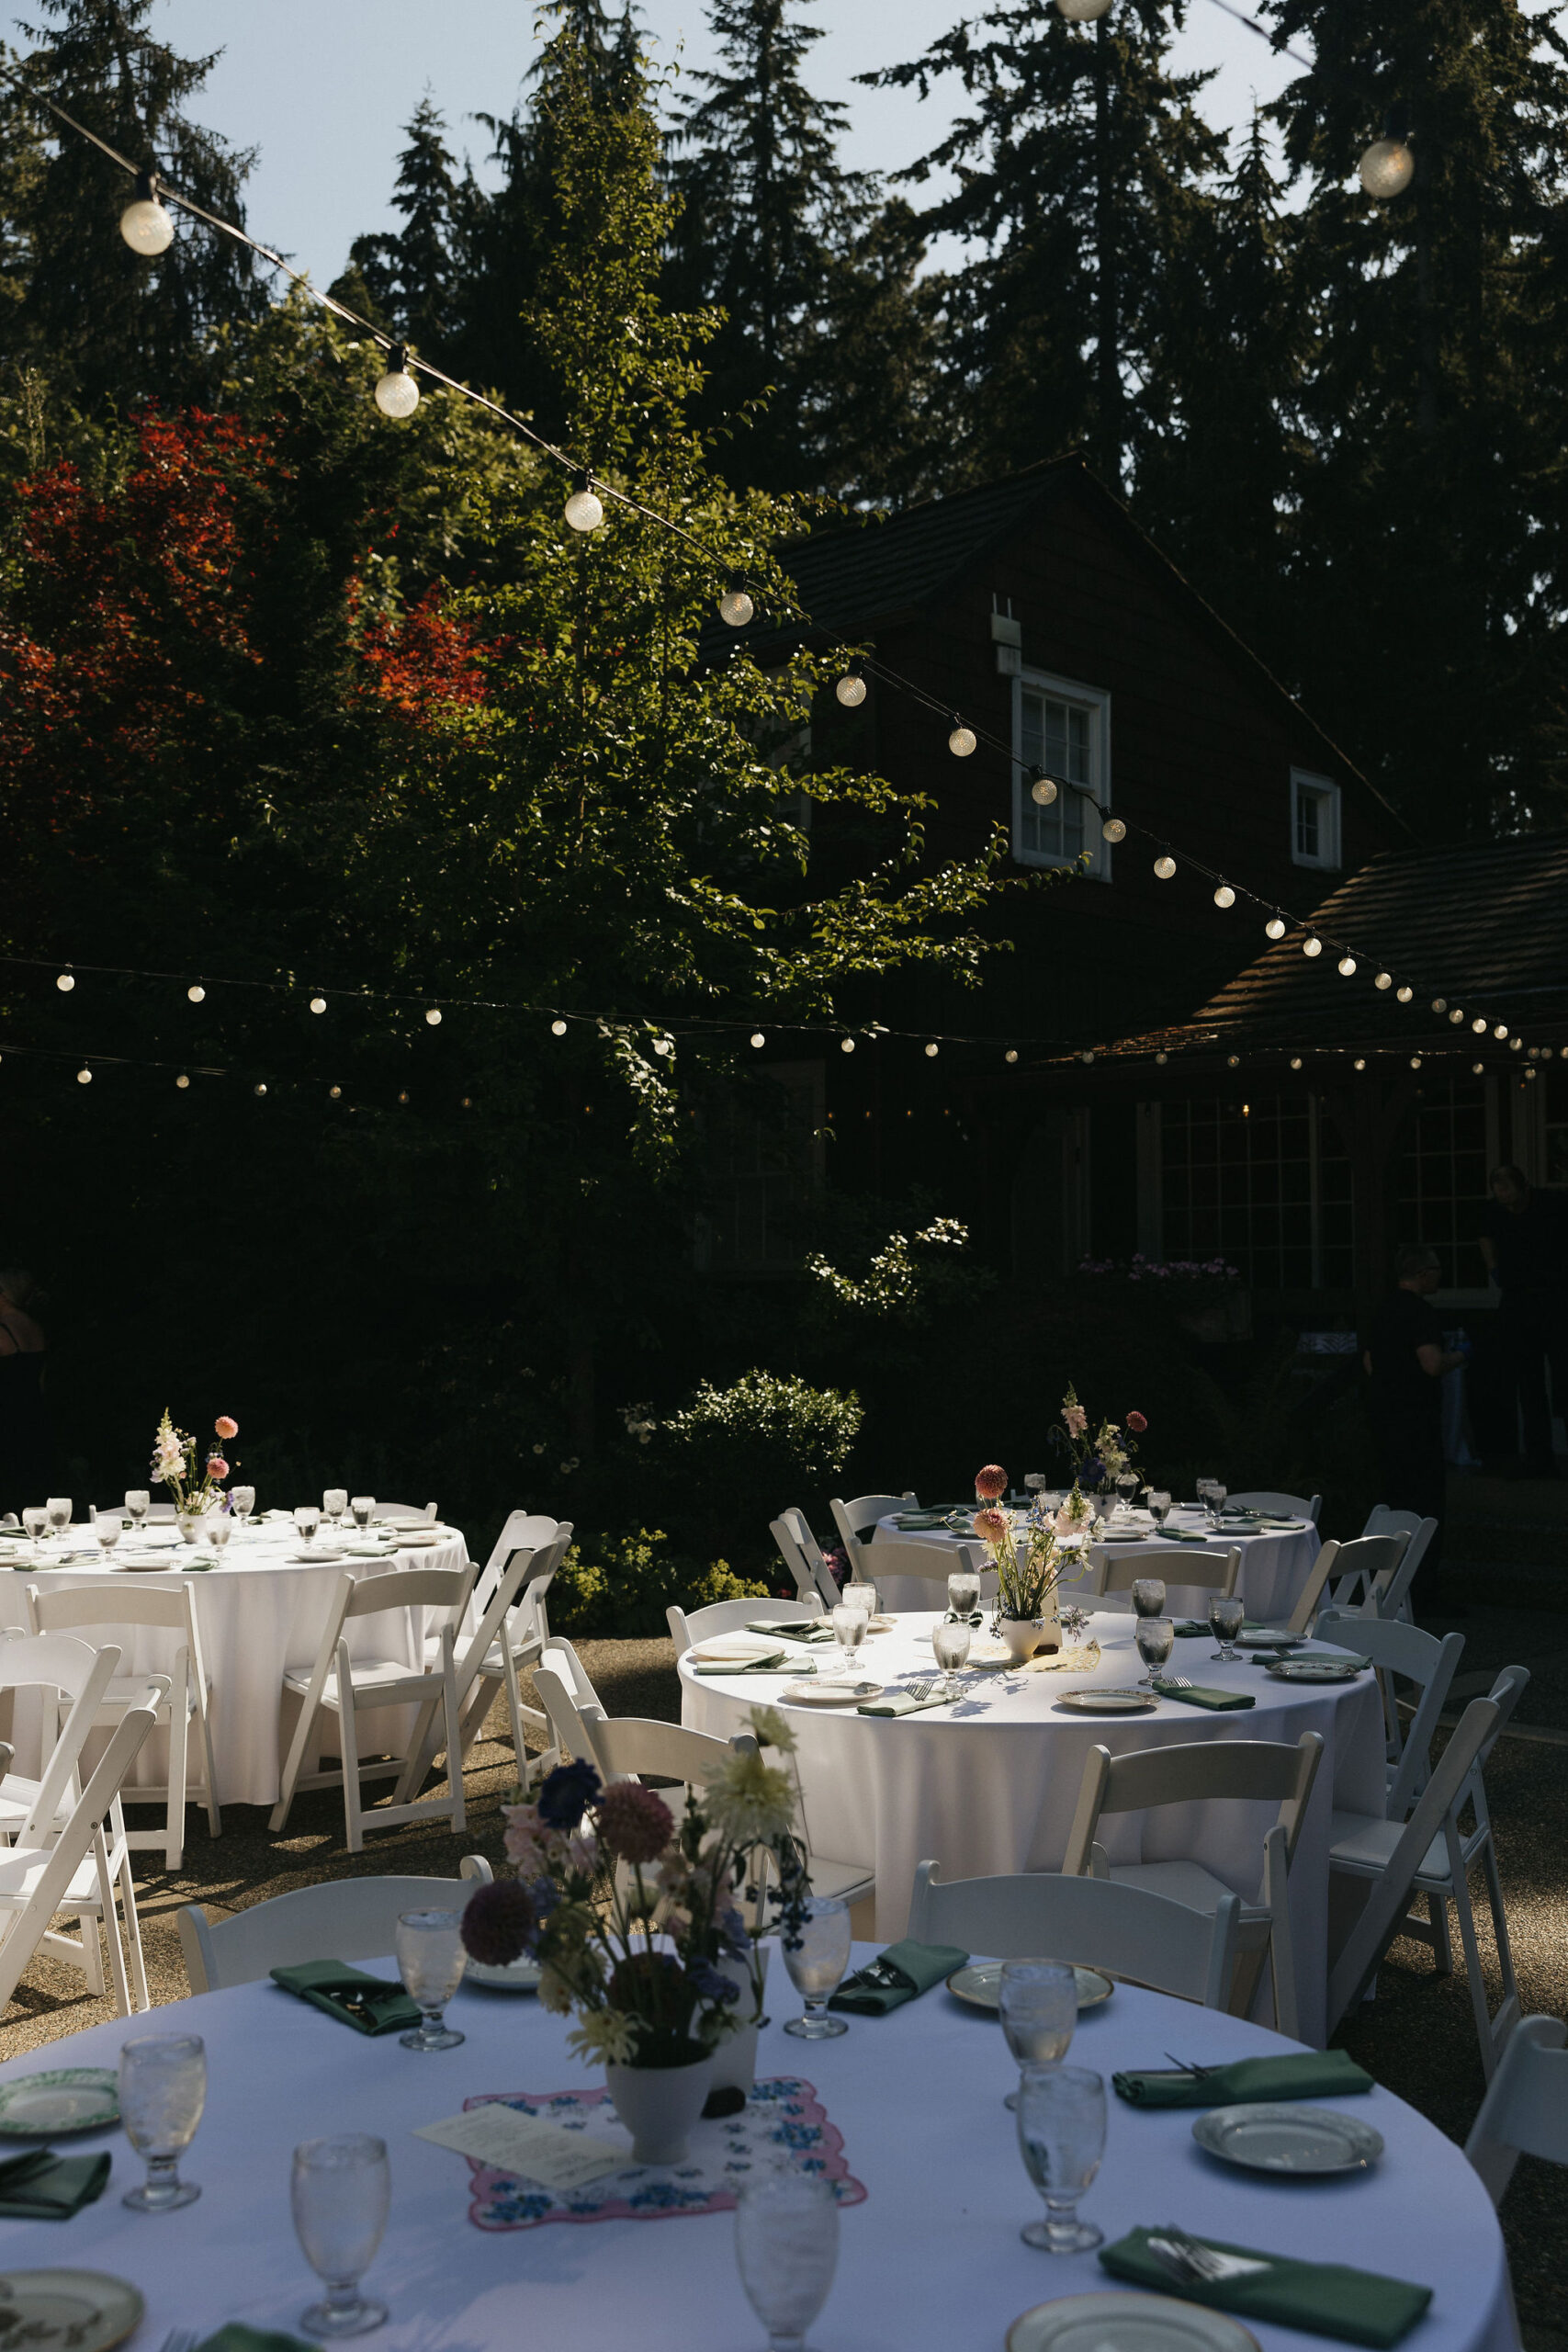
[414,2106,625,2194]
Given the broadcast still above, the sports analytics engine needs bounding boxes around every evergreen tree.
[349,96,461,356]
[870,0,1223,492]
[9,0,261,409]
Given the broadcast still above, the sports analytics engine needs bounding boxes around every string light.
[424,1008,442,1026]
[1410,1056,1422,1069]
[1006,1048,1019,1064]
[1354,1057,1367,1070]
[1213,884,1235,909]
[1266,918,1286,940]
[1397,987,1413,1003]
[1360,136,1415,198]
[1494,1023,1509,1040]
[1154,855,1176,879]
[55,972,73,992]
[330,1084,343,1099]
[1226,1054,1240,1069]
[1432,998,1447,1013]
[718,573,754,628]
[175,1073,189,1089]
[1030,770,1058,806]
[653,1038,672,1057]
[948,718,977,758]
[76,1066,91,1084]
[1337,956,1357,977]
[840,1036,855,1054]
[1081,1050,1094,1064]
[118,168,174,254]
[1290,1057,1303,1070]
[1155,1051,1168,1065]
[373,344,420,420]
[835,667,866,708]
[1375,972,1393,989]
[188,983,206,1003]
[1101,815,1126,843]
[1303,937,1323,958]
[924,1041,940,1057]
[750,1032,765,1048]
[563,473,604,532]
[254,1082,267,1096]
[1472,1062,1484,1075]
[551,1019,568,1036]
[1472,1017,1487,1034]
[310,996,326,1014]
[1450,1009,1464,1025]
[1510,1036,1524,1051]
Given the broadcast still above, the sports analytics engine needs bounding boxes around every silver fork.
[1148,2225,1270,2284]
[160,2330,199,2352]
[1156,1675,1193,1691]
[904,1679,940,1702]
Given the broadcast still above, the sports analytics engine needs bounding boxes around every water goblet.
[1115,1472,1139,1518]
[350,1495,376,1532]
[208,1515,233,1556]
[95,1519,121,1557]
[395,1909,466,2051]
[1195,1476,1216,1522]
[829,1603,868,1679]
[1024,1473,1045,1499]
[1207,1482,1228,1528]
[291,2133,390,2338]
[124,1488,150,1530]
[1131,1577,1167,1621]
[1147,1489,1172,1530]
[294,1504,322,1547]
[1134,1616,1174,1688]
[947,1566,981,1619]
[230,1485,255,1528]
[1210,1593,1246,1662]
[931,1617,971,1697]
[840,1578,877,1619]
[45,1497,72,1543]
[119,2032,205,2211]
[735,2169,840,2352]
[22,1505,47,1557]
[782,1895,851,2038]
[1016,2064,1106,2252]
[322,1488,348,1529]
[998,1959,1077,2110]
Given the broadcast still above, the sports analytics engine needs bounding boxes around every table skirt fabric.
[0,1528,471,1806]
[682,1611,1386,2047]
[0,1950,1516,2352]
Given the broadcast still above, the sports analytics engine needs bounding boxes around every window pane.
[1160,1096,1350,1290]
[1393,1078,1489,1289]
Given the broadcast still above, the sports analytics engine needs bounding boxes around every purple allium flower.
[461,1879,536,1967]
[536,1757,601,1830]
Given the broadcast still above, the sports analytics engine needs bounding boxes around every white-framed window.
[1291,770,1341,869]
[1013,668,1111,876]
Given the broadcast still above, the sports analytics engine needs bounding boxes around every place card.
[414,2105,625,2192]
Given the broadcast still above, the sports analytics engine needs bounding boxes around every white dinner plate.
[464,1956,542,1993]
[946,1961,1112,2012]
[1266,1657,1364,1682]
[0,2272,144,2352]
[782,1680,881,1705]
[1100,1527,1150,1543]
[289,1547,345,1566]
[0,2069,118,2136]
[1055,1688,1157,1714]
[1235,1629,1303,1650]
[1192,2102,1384,2176]
[1009,2290,1260,2352]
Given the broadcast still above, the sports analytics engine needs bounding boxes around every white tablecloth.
[872,1509,1319,1625]
[0,1521,470,1805]
[682,1612,1385,2046]
[0,1947,1515,2352]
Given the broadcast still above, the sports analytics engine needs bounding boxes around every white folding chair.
[667,1597,821,1659]
[1326,1667,1527,2078]
[1359,1511,1438,1622]
[1061,1733,1323,2037]
[854,1538,995,1599]
[1465,2015,1568,2206]
[395,1539,556,1802]
[375,1502,439,1524]
[1315,1532,1409,1619]
[829,1492,918,1579]
[532,1648,608,1768]
[771,1509,841,1610]
[27,1580,221,1871]
[269,1566,470,1850]
[176,1856,494,1993]
[1314,1609,1464,1797]
[1087,1544,1240,1609]
[1228,1490,1322,1525]
[908,1860,1241,2009]
[0,1703,160,2014]
[583,1714,758,1788]
[1281,1538,1344,1636]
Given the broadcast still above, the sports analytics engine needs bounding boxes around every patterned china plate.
[0,2273,144,2352]
[1192,2102,1384,2175]
[1266,1657,1364,1682]
[0,2069,118,2137]
[946,1960,1113,2013]
[1235,1629,1303,1650]
[1010,2292,1260,2352]
[1055,1688,1157,1714]
[783,1680,882,1705]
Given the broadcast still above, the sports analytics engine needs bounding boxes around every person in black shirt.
[1479,1164,1568,1477]
[1363,1246,1466,1612]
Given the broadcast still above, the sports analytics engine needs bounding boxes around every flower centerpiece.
[152,1410,239,1542]
[1054,1385,1146,1524]
[459,1709,810,2165]
[972,1464,1070,1663]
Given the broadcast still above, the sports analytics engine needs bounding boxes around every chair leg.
[503,1644,530,1772]
[270,1687,318,1834]
[1480,1835,1519,2019]
[442,1648,467,1837]
[196,1687,221,1839]
[119,1848,150,2013]
[338,1697,363,1855]
[164,1689,189,1873]
[1427,1890,1454,1973]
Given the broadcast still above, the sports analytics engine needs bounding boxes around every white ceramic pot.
[605,2053,714,2165]
[999,1613,1060,1664]
[708,1943,770,2097]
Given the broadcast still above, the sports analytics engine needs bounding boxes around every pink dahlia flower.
[972,1506,1010,1544]
[596,1782,674,1866]
[215,1416,239,1442]
[1126,1410,1147,1433]
[974,1464,1008,1501]
[206,1456,230,1481]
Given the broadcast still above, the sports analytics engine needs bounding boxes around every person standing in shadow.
[1364,1245,1468,1614]
[0,1269,51,1519]
[1479,1164,1568,1478]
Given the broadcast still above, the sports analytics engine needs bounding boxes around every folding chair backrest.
[1089,1545,1239,1601]
[1314,1611,1464,1815]
[0,1703,159,2008]
[0,1635,126,1844]
[773,1510,840,1610]
[907,1862,1240,2009]
[28,1578,195,1637]
[860,1538,990,1587]
[343,1566,469,1622]
[457,1545,537,1685]
[1368,1520,1436,1621]
[377,1502,439,1523]
[176,1859,494,1993]
[830,1494,914,1572]
[472,1512,558,1610]
[584,1715,757,1788]
[1284,1539,1343,1636]
[1326,1695,1501,2037]
[1465,2016,1568,2206]
[1228,1490,1322,1523]
[1325,1533,1407,1615]
[668,1597,820,1658]
[1062,1733,1324,1879]
[1363,1505,1423,1542]
[532,1659,603,1764]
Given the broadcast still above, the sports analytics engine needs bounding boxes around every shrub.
[630,1370,863,1560]
[547,1527,770,1640]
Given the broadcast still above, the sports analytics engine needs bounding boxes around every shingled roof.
[1090,831,1568,1063]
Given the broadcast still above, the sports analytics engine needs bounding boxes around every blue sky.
[6,1,1301,280]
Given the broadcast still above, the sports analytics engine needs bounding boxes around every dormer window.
[1292,771,1341,869]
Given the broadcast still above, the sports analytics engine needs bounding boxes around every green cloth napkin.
[1112,2049,1375,2108]
[746,1620,835,1645]
[270,1961,422,2035]
[0,2146,111,2220]
[1152,1680,1256,1712]
[1100,2227,1432,2348]
[690,1652,814,1677]
[857,1689,946,1716]
[198,2327,318,2352]
[829,1939,969,2014]
[1252,1651,1371,1671]
[1173,1621,1212,1638]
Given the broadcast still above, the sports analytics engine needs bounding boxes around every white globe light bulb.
[1359,138,1415,199]
[1337,956,1357,977]
[1431,998,1447,1013]
[1494,1023,1508,1040]
[425,1008,442,1026]
[750,1032,765,1049]
[374,347,420,419]
[924,1041,939,1058]
[840,1035,855,1054]
[1375,971,1393,989]
[1290,1057,1303,1071]
[1005,1048,1019,1064]
[1473,1061,1484,1075]
[718,582,754,628]
[1031,775,1057,806]
[1397,986,1413,1003]
[835,672,867,707]
[551,1019,568,1037]
[310,996,326,1014]
[564,483,604,532]
[1354,1057,1367,1071]
[1472,1017,1487,1033]
[176,1073,190,1089]
[56,972,74,992]
[1101,815,1126,843]
[1056,0,1112,17]
[120,180,175,255]
[1303,936,1323,958]
[1154,854,1176,879]
[1450,1008,1464,1024]
[948,721,976,757]
[76,1067,92,1085]
[1265,917,1285,940]
[1213,884,1235,909]
[1410,1056,1422,1070]
[187,983,206,1003]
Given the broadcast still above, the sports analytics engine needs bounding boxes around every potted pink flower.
[152,1409,239,1543]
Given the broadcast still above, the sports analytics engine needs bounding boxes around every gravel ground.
[0,1625,1562,2346]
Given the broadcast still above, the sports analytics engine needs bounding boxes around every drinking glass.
[119,2033,205,2211]
[840,1579,876,1619]
[291,2133,390,2338]
[96,1519,120,1556]
[829,1604,868,1678]
[931,1617,971,1696]
[947,1566,980,1619]
[735,2170,839,2352]
[1134,1617,1174,1688]
[230,1486,255,1528]
[1195,1477,1216,1522]
[1115,1473,1139,1518]
[294,1505,321,1546]
[395,1909,466,2051]
[782,1895,851,2038]
[1131,1577,1166,1621]
[322,1488,348,1529]
[21,1506,47,1556]
[1210,1594,1246,1662]
[1016,2064,1105,2252]
[208,1516,232,1555]
[1207,1482,1228,1528]
[45,1498,72,1542]
[124,1489,150,1529]
[998,1960,1076,2110]
[350,1496,376,1531]
[1147,1490,1172,1530]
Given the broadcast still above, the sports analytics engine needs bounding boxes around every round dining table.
[0,1942,1515,2352]
[871,1507,1320,1626]
[0,1518,471,1805]
[682,1612,1385,2048]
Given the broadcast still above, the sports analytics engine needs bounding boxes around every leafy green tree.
[349,96,462,356]
[8,0,262,408]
